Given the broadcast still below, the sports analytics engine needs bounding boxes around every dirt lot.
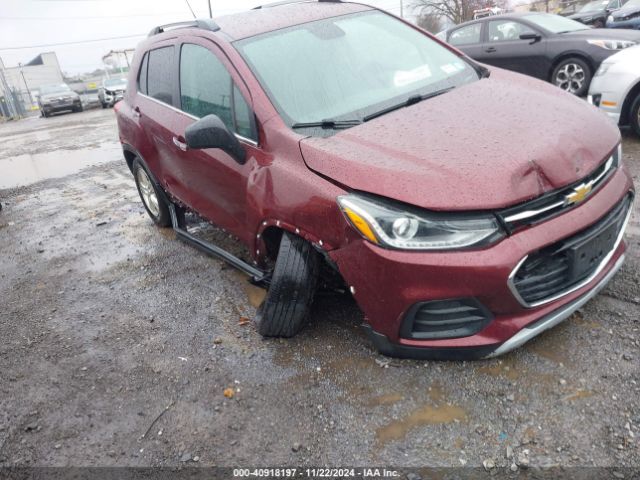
[0,108,639,472]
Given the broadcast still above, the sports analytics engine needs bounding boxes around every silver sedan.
[588,44,640,137]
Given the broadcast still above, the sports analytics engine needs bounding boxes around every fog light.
[400,298,493,340]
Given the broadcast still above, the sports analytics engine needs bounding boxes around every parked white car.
[588,44,640,137]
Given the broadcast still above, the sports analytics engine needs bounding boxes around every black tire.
[551,57,591,97]
[630,94,640,138]
[593,19,605,28]
[256,232,321,338]
[132,158,171,227]
[76,104,84,112]
[101,103,107,109]
[42,110,48,118]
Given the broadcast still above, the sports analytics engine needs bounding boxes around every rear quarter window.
[147,46,175,105]
[137,53,149,95]
[449,24,482,46]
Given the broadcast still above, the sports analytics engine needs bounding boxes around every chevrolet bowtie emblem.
[565,183,593,206]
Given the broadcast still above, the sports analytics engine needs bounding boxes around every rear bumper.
[330,167,634,359]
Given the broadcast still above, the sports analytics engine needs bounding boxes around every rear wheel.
[256,232,321,338]
[133,158,171,227]
[552,57,591,96]
[630,94,640,138]
[593,19,605,28]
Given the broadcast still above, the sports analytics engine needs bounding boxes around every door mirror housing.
[185,114,246,164]
[519,33,542,43]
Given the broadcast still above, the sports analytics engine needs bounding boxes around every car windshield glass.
[40,84,71,95]
[235,10,479,126]
[625,0,640,6]
[524,13,591,32]
[104,78,126,88]
[579,0,608,11]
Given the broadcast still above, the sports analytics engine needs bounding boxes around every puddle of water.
[229,270,267,308]
[0,142,121,189]
[375,403,467,445]
[477,361,520,380]
[528,341,569,364]
[366,393,404,407]
[564,389,595,401]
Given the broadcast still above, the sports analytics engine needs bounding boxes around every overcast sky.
[0,0,413,74]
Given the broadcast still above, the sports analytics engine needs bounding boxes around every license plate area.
[567,220,619,281]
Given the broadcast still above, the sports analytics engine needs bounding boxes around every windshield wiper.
[291,119,362,129]
[363,86,455,122]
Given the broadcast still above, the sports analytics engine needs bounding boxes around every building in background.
[0,52,64,118]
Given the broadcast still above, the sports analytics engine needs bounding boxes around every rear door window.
[147,46,175,105]
[179,43,256,141]
[449,23,482,46]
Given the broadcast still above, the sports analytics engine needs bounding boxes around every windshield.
[104,78,126,88]
[579,0,608,12]
[625,0,640,7]
[235,11,478,126]
[524,12,590,32]
[40,84,71,95]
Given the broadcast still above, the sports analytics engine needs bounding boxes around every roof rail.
[253,0,341,10]
[148,19,220,37]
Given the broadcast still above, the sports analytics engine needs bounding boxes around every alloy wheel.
[136,168,160,218]
[554,63,585,94]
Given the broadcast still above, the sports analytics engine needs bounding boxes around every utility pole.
[208,0,213,18]
[399,0,403,17]
[18,62,33,107]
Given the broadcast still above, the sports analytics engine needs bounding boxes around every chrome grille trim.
[507,196,633,308]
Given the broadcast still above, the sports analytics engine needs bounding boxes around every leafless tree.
[411,0,508,25]
[417,12,443,33]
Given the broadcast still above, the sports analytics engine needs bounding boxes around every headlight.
[587,39,636,49]
[607,15,614,22]
[337,194,505,250]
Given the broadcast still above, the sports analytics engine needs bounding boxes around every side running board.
[168,203,270,286]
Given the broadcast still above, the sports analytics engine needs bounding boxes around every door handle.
[173,136,188,152]
[485,47,497,53]
[133,106,141,118]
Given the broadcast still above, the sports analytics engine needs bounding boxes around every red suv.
[116,0,634,360]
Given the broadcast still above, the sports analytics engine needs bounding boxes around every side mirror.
[185,114,246,164]
[519,33,542,43]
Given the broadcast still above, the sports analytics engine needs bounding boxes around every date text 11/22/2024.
[233,468,400,478]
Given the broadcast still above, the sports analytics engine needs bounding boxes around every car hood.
[611,5,640,18]
[560,27,640,40]
[40,91,78,101]
[104,84,127,91]
[299,69,620,211]
[568,11,603,20]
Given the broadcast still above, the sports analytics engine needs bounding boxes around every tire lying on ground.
[256,232,321,338]
[133,158,171,227]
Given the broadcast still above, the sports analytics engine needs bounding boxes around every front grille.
[510,194,632,306]
[400,298,493,340]
[498,147,619,232]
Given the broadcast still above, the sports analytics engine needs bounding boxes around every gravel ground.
[0,108,639,472]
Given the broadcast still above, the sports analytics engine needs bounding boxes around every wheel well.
[261,226,284,261]
[123,149,136,173]
[549,54,594,82]
[620,80,640,127]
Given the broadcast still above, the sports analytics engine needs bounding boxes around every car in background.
[98,77,127,108]
[589,45,640,136]
[441,12,640,96]
[38,83,83,117]
[606,0,640,28]
[569,0,627,27]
